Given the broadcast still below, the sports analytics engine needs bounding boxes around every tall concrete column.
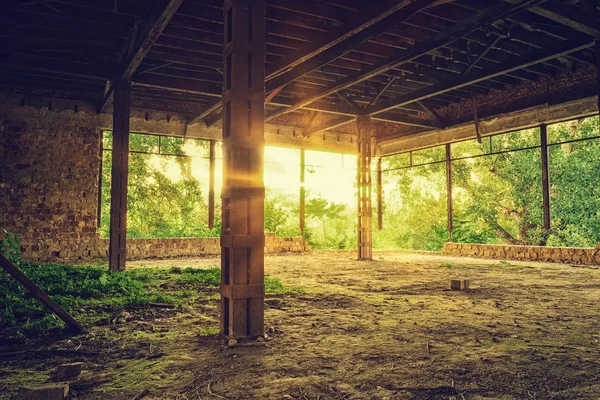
[219,0,266,339]
[108,79,130,271]
[357,116,373,261]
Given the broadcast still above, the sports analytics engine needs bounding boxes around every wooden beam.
[367,38,595,115]
[265,0,549,122]
[265,0,439,91]
[0,254,85,333]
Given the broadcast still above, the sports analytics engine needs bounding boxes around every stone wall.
[0,103,102,262]
[0,98,310,263]
[96,233,310,261]
[443,242,600,265]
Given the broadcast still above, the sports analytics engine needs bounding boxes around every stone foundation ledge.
[442,242,600,265]
[96,233,311,261]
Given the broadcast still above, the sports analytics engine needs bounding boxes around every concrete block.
[451,279,470,291]
[55,362,83,380]
[18,383,69,400]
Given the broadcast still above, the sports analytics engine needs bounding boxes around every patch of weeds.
[500,260,513,267]
[439,263,453,269]
[0,232,300,336]
[198,325,219,336]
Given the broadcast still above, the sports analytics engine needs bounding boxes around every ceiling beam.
[122,0,183,80]
[512,1,600,37]
[189,100,221,125]
[264,0,549,122]
[365,38,595,115]
[99,0,184,112]
[264,0,440,92]
[304,116,357,136]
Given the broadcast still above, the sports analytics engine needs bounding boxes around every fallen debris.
[17,383,69,400]
[55,362,83,380]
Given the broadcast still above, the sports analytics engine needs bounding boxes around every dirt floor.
[2,250,600,400]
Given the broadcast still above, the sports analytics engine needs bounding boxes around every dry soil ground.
[2,251,600,400]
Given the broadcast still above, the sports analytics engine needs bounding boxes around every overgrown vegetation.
[375,116,600,250]
[0,232,297,336]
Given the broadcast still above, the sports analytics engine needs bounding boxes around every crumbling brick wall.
[0,104,103,262]
[443,243,600,265]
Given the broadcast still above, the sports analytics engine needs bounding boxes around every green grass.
[0,261,296,336]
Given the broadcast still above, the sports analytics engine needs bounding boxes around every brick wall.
[443,242,600,265]
[0,98,310,263]
[0,105,102,262]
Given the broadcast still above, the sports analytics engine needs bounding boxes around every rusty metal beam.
[377,157,383,231]
[109,79,130,271]
[367,38,595,116]
[300,149,306,237]
[99,0,183,112]
[208,139,216,230]
[445,143,453,242]
[219,0,265,340]
[265,0,549,122]
[123,0,184,80]
[265,0,439,91]
[305,116,356,136]
[540,124,551,233]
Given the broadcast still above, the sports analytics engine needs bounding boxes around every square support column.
[219,0,266,340]
[357,116,373,261]
[208,139,216,230]
[445,143,453,242]
[300,148,306,237]
[540,124,551,236]
[108,79,130,271]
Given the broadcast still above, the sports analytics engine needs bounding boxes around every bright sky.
[148,143,358,206]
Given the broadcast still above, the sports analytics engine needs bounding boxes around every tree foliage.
[377,116,600,250]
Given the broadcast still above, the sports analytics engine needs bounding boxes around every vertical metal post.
[208,139,216,230]
[596,37,600,113]
[376,157,383,231]
[97,133,103,229]
[108,79,130,271]
[357,116,373,260]
[540,124,551,233]
[300,148,305,237]
[220,0,265,340]
[445,143,453,242]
